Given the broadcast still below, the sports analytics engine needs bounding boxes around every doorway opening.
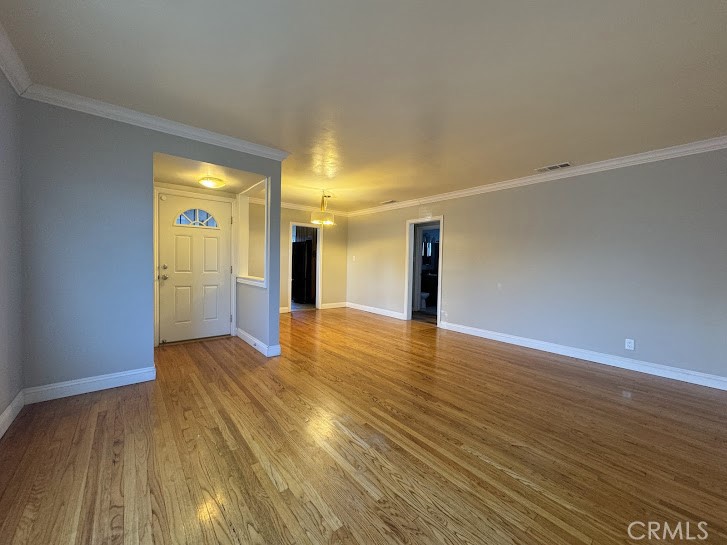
[153,152,269,346]
[406,218,443,325]
[289,223,321,311]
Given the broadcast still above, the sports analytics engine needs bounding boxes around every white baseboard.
[346,302,406,320]
[440,321,727,391]
[0,366,157,438]
[236,328,281,357]
[281,303,345,313]
[0,390,25,440]
[24,366,157,404]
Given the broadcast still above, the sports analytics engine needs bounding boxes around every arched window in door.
[175,208,218,228]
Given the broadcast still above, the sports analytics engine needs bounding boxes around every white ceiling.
[153,153,266,195]
[2,1,726,211]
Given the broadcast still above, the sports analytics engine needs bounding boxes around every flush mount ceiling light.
[311,192,335,226]
[198,176,226,189]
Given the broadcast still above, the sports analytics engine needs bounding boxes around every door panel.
[174,286,192,323]
[203,236,219,272]
[203,285,219,320]
[175,235,192,272]
[159,194,232,343]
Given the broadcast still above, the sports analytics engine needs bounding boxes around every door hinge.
[230,265,233,274]
[231,216,234,224]
[230,314,233,323]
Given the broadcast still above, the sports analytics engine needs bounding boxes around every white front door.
[158,194,232,343]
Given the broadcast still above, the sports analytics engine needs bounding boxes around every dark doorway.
[291,225,318,310]
[411,222,440,323]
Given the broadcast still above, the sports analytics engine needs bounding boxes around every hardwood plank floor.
[1,308,726,544]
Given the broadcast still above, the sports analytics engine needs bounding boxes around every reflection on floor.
[412,310,437,324]
[291,301,315,311]
[2,308,724,544]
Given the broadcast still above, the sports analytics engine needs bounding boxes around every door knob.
[160,274,169,280]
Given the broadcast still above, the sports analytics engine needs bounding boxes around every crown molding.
[248,197,349,216]
[21,84,290,161]
[0,21,287,162]
[280,200,349,216]
[4,16,725,211]
[275,200,319,212]
[348,135,727,217]
[0,20,31,94]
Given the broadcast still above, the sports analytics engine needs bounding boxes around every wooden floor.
[1,309,726,545]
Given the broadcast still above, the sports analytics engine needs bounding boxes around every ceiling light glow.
[199,176,225,189]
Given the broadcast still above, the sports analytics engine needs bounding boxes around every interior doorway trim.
[404,216,444,326]
[288,222,322,311]
[153,185,238,346]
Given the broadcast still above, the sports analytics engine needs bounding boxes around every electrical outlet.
[625,338,635,351]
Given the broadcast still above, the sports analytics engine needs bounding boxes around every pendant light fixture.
[311,191,335,226]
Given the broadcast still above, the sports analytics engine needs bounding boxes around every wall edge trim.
[21,84,289,161]
[23,366,157,405]
[440,321,727,391]
[236,328,280,357]
[346,302,406,320]
[0,20,31,94]
[320,302,347,309]
[347,135,727,217]
[0,390,25,440]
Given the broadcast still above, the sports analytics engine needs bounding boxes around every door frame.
[404,216,444,326]
[287,222,322,311]
[153,186,238,346]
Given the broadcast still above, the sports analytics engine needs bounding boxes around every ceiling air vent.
[380,199,397,205]
[535,162,572,174]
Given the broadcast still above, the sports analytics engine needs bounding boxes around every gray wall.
[265,166,281,346]
[20,99,281,387]
[348,150,727,377]
[0,71,23,414]
[236,168,282,347]
[280,208,348,309]
[236,283,271,344]
[248,202,266,278]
